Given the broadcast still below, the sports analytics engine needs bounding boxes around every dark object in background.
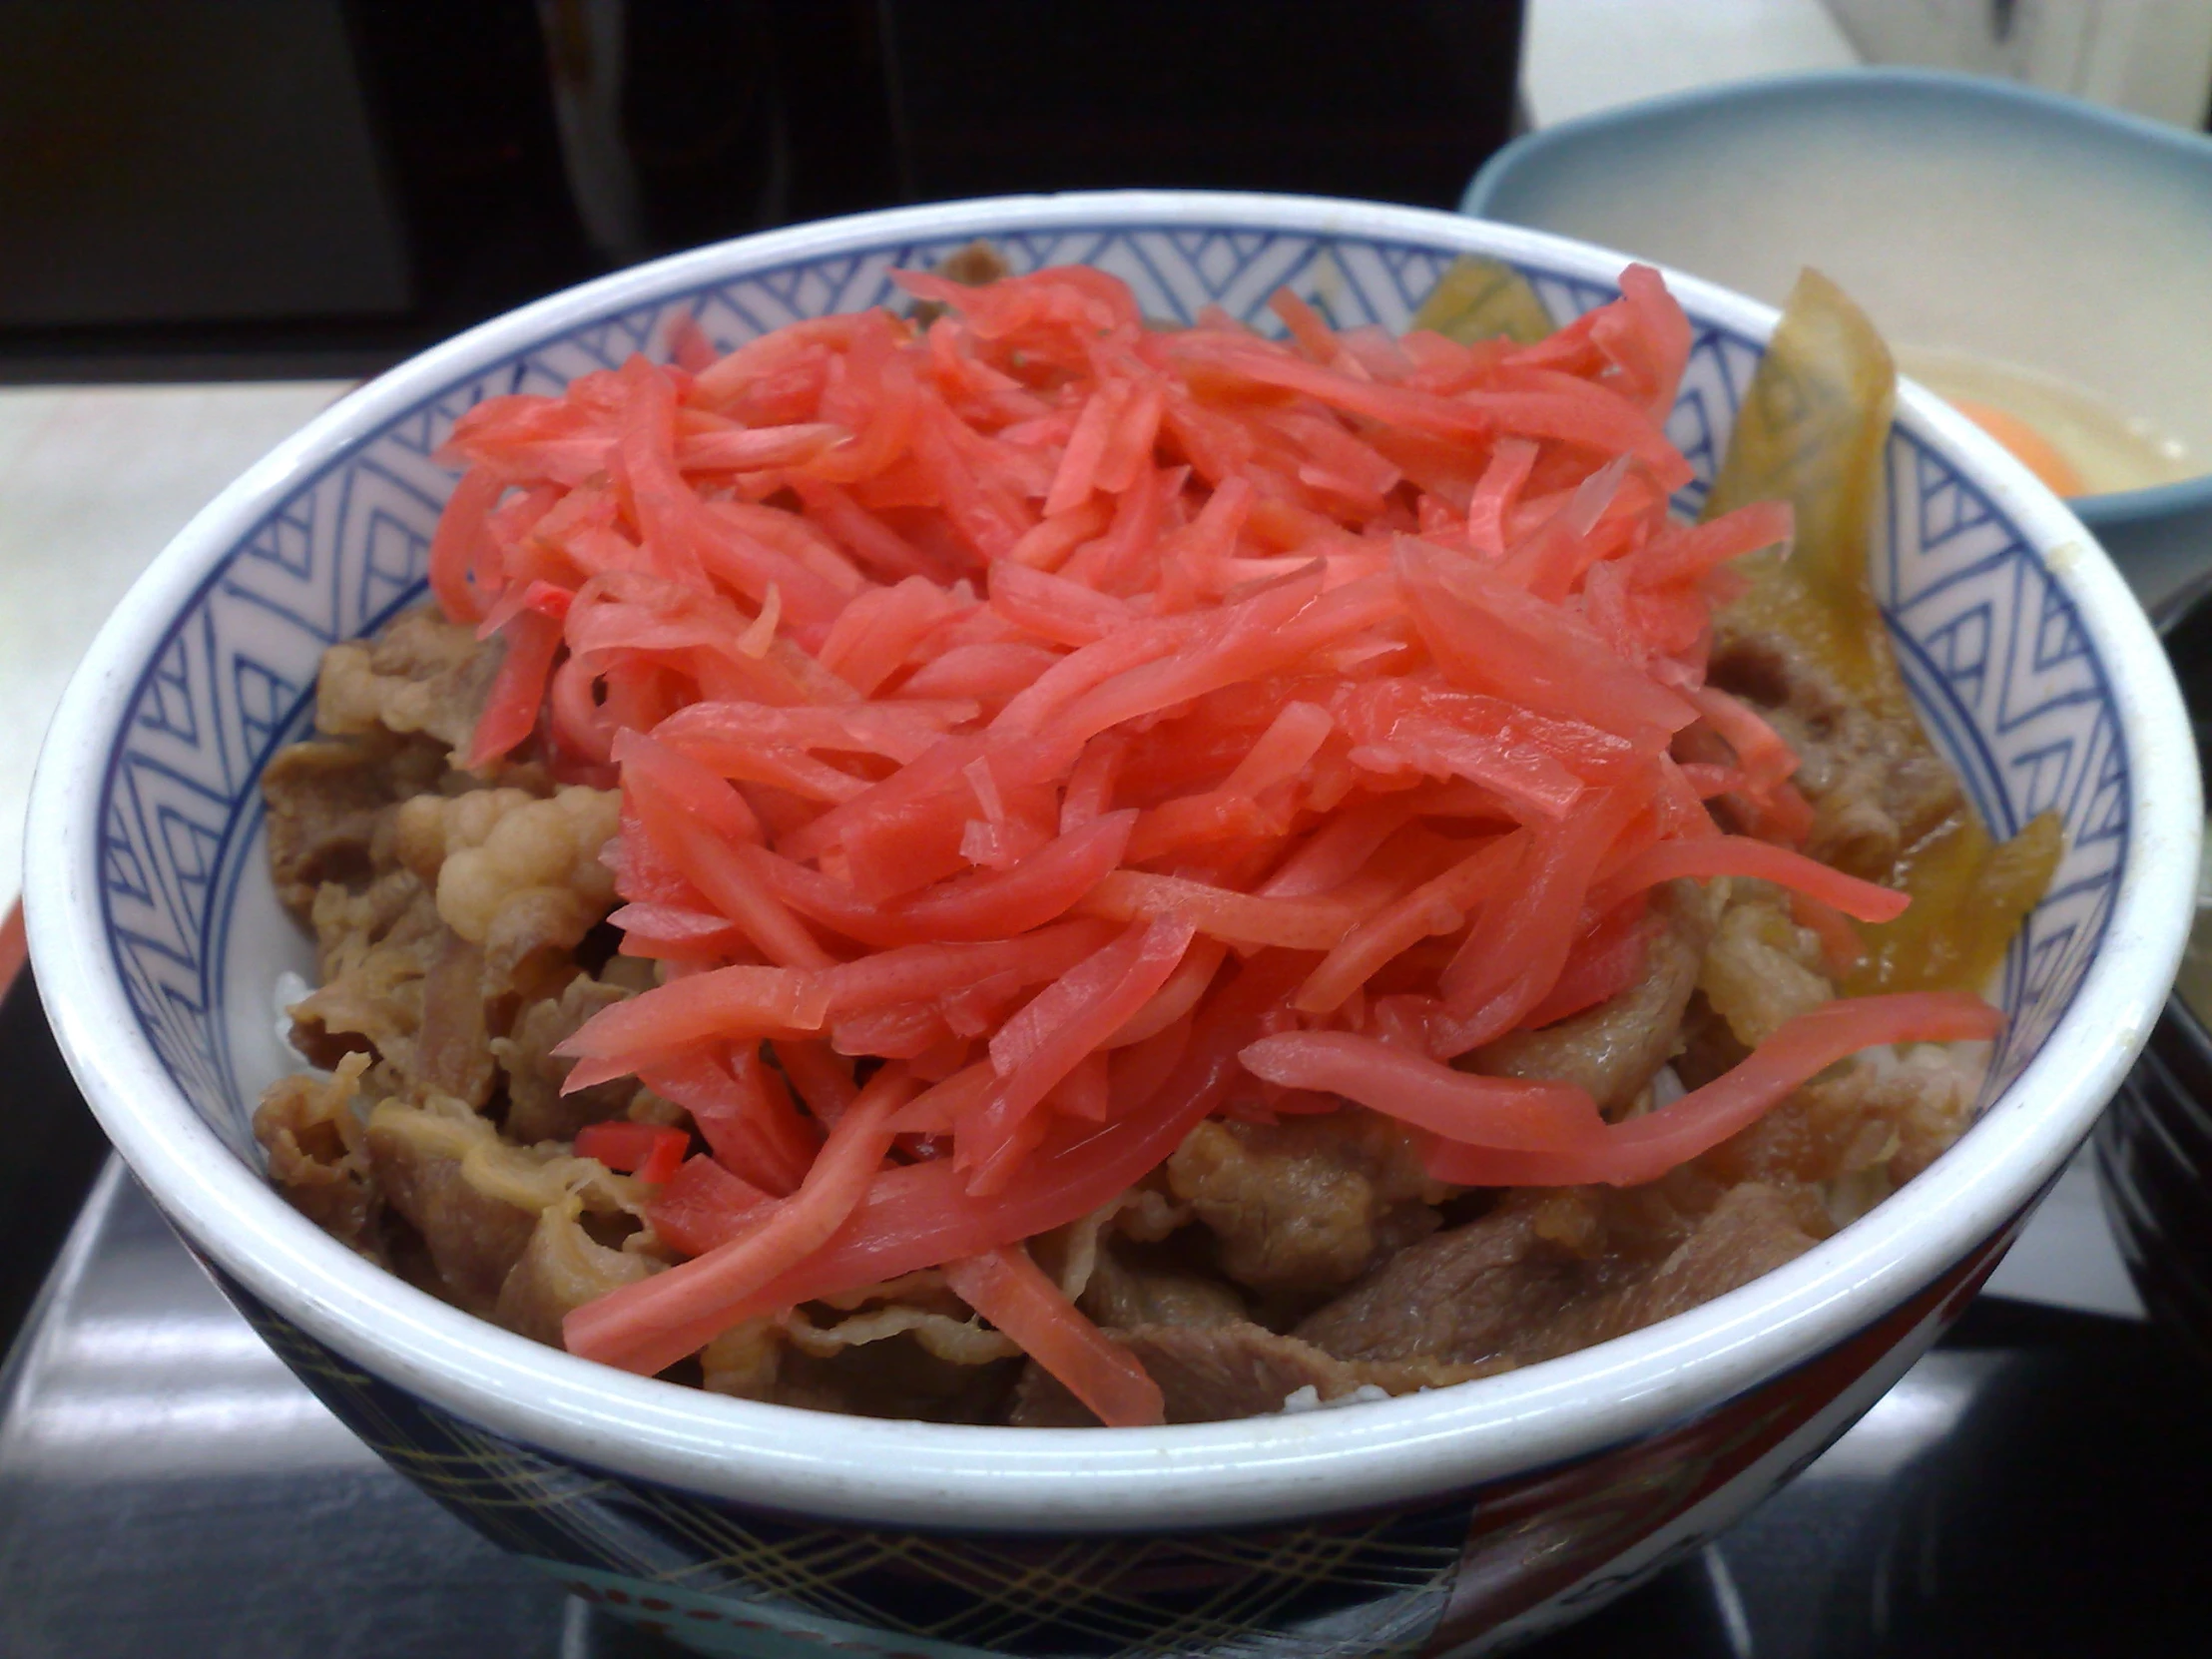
[0,0,412,374]
[881,2,1520,209]
[2098,569,2212,1375]
[0,967,110,1353]
[0,0,1522,383]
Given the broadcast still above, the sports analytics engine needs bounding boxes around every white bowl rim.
[25,189,2200,1532]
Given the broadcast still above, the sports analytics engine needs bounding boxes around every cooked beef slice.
[413,933,496,1108]
[700,1310,1021,1424]
[1080,1240,1251,1332]
[1007,1321,1506,1426]
[1166,1112,1441,1292]
[314,605,499,760]
[494,971,643,1144]
[265,603,517,918]
[288,869,446,1071]
[285,873,508,1113]
[1470,879,1719,1112]
[1295,1180,1825,1370]
[254,1052,381,1256]
[1700,1043,1982,1199]
[262,732,445,918]
[1291,1196,1575,1366]
[1588,1183,1822,1335]
[1707,623,1961,880]
[494,1200,657,1346]
[363,1103,543,1315]
[1697,878,1836,1048]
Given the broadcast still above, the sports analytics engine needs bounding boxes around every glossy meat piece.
[494,1201,657,1346]
[364,1103,541,1316]
[1295,1181,1824,1369]
[314,605,500,760]
[1166,1113,1441,1292]
[261,731,445,918]
[1079,1240,1250,1331]
[254,1052,380,1257]
[286,868,445,1074]
[1007,1320,1505,1426]
[1470,880,1718,1113]
[494,971,645,1145]
[1707,626,1960,882]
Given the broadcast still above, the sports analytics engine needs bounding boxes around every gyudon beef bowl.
[25,195,2194,1658]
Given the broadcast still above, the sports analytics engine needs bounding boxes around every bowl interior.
[95,211,2129,1196]
[1464,72,2212,498]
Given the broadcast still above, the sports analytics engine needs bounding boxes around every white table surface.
[0,381,351,914]
[1522,0,1858,128]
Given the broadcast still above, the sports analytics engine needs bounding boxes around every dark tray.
[3,967,2208,1658]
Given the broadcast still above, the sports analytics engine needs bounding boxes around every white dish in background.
[1464,68,2212,600]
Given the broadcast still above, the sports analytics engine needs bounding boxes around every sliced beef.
[364,1103,541,1316]
[934,240,1013,286]
[494,1201,657,1346]
[1470,880,1719,1112]
[1707,623,1960,880]
[262,733,443,918]
[480,884,604,998]
[1165,1112,1440,1292]
[703,1320,1019,1424]
[413,934,495,1109]
[1700,1043,1982,1200]
[288,870,445,1071]
[254,1052,380,1256]
[494,971,642,1144]
[700,1283,1022,1423]
[1696,878,1836,1048]
[1586,1183,1820,1337]
[315,605,498,760]
[1007,1321,1506,1426]
[791,1298,1018,1368]
[1081,1241,1250,1332]
[1291,1197,1587,1367]
[266,603,505,919]
[1296,1179,1828,1370]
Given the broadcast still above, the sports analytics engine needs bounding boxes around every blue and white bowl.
[24,193,2198,1657]
[2099,570,2212,1371]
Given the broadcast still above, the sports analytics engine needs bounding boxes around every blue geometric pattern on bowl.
[207,1229,2002,1659]
[97,222,2122,1160]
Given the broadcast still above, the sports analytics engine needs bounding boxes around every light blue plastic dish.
[1463,69,2212,598]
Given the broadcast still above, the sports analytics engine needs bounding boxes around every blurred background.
[0,0,1527,380]
[3,0,2209,383]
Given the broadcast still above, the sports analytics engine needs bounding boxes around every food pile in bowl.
[251,242,2059,1428]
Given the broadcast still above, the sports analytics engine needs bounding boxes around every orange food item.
[1946,396,2085,497]
[412,261,1991,1403]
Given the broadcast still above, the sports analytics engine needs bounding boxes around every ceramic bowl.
[1462,69,2212,606]
[24,192,2198,1658]
[2099,572,2212,1369]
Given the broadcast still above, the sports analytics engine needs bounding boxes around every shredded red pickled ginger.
[419,259,1998,1421]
